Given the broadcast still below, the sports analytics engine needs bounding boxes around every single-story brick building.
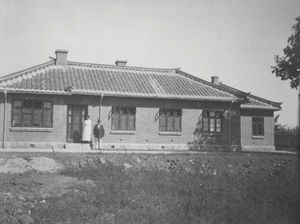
[0,50,281,151]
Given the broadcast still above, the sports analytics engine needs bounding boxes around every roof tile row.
[0,60,281,110]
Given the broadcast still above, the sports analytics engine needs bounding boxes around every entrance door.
[66,105,88,143]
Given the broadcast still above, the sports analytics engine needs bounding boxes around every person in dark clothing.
[93,119,105,150]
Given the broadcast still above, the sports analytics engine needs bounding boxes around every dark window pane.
[33,109,42,126]
[12,113,22,126]
[112,107,119,114]
[120,114,127,130]
[120,108,126,115]
[112,113,119,130]
[12,108,22,114]
[167,116,173,131]
[252,117,264,136]
[258,124,263,135]
[33,100,42,109]
[203,118,209,132]
[67,124,72,138]
[23,114,32,126]
[203,110,223,133]
[128,115,135,131]
[176,110,182,116]
[159,108,182,132]
[129,108,136,115]
[111,106,136,131]
[174,117,181,132]
[43,110,52,127]
[13,101,22,107]
[23,100,32,108]
[23,108,31,113]
[11,99,53,128]
[43,102,52,108]
[159,114,167,131]
[216,119,222,132]
[43,116,52,127]
[216,113,222,119]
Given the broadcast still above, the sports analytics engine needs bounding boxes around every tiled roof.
[240,97,281,110]
[0,60,239,102]
[219,83,281,111]
[0,58,281,110]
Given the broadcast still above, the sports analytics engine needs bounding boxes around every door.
[66,105,88,143]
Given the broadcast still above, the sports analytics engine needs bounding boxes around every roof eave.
[241,106,281,111]
[249,95,282,109]
[0,88,239,102]
[219,82,282,109]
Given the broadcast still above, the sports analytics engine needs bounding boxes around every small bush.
[275,125,299,151]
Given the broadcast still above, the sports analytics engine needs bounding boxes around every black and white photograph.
[0,0,299,223]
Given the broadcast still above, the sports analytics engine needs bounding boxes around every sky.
[0,0,299,127]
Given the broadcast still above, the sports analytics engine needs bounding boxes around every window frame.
[202,110,223,133]
[159,108,182,133]
[11,99,53,128]
[252,116,264,137]
[111,106,136,131]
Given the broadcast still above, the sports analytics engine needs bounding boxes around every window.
[12,99,53,128]
[111,106,136,131]
[159,109,182,132]
[202,111,223,133]
[252,117,264,136]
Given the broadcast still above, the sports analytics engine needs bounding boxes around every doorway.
[66,105,88,143]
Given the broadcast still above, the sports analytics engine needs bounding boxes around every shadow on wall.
[188,110,240,152]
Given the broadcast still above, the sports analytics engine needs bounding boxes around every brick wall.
[240,109,274,148]
[99,97,240,148]
[4,94,102,145]
[5,94,67,144]
[1,93,241,149]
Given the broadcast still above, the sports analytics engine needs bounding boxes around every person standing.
[82,115,92,143]
[93,119,105,150]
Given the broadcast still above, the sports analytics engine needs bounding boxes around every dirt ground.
[0,152,299,224]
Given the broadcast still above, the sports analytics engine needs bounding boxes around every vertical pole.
[298,87,300,152]
[99,94,103,120]
[297,69,300,152]
[98,94,103,150]
[228,103,231,146]
[2,89,7,148]
[298,87,300,128]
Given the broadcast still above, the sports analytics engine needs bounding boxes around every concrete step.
[64,143,91,150]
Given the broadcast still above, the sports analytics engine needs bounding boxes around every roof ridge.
[0,60,55,84]
[67,60,177,73]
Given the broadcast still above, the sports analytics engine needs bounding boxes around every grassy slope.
[2,152,300,224]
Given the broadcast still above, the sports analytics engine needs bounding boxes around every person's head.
[97,119,101,124]
[86,115,90,119]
